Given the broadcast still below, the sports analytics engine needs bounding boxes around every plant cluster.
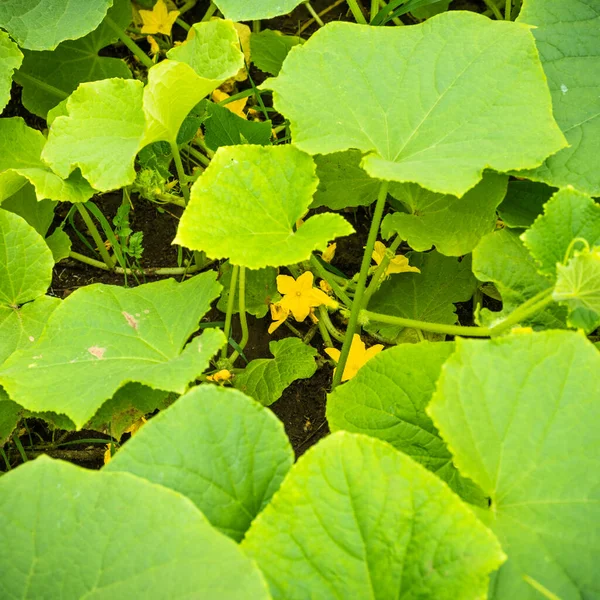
[0,0,598,598]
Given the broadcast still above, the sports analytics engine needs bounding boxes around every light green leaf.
[175,145,354,269]
[14,0,132,118]
[233,338,317,406]
[45,228,71,262]
[213,0,304,21]
[1,183,55,236]
[0,31,22,112]
[0,457,270,598]
[0,0,113,50]
[367,251,476,342]
[243,431,504,599]
[497,180,554,228]
[42,78,146,192]
[107,385,294,541]
[473,228,566,329]
[382,173,508,255]
[554,246,600,332]
[311,150,381,210]
[428,331,600,600]
[411,0,451,19]
[327,341,487,506]
[217,261,279,318]
[264,13,566,196]
[250,29,304,76]
[516,0,600,195]
[0,273,225,429]
[0,117,95,202]
[521,187,600,278]
[0,388,22,445]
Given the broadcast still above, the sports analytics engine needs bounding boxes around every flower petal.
[296,271,315,291]
[325,348,340,362]
[276,274,298,296]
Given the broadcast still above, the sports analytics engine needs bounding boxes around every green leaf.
[0,31,22,112]
[382,173,508,256]
[217,260,279,318]
[0,273,225,429]
[428,331,600,600]
[0,457,271,598]
[213,0,304,21]
[327,341,487,506]
[473,228,566,329]
[411,0,451,19]
[107,385,294,541]
[367,251,476,342]
[553,246,600,332]
[175,145,354,269]
[233,338,317,406]
[264,13,566,196]
[0,0,113,50]
[14,0,132,118]
[242,431,505,599]
[42,78,146,192]
[45,228,71,263]
[516,0,600,195]
[497,180,555,229]
[0,389,22,445]
[1,183,55,236]
[521,187,600,279]
[311,150,381,210]
[250,29,304,76]
[0,117,95,202]
[204,101,272,151]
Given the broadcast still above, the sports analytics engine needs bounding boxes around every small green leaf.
[107,385,294,541]
[264,13,566,196]
[213,0,304,21]
[429,331,600,600]
[0,273,225,429]
[382,173,508,256]
[521,187,600,279]
[0,457,271,597]
[0,31,22,112]
[45,228,71,263]
[497,180,555,229]
[250,29,304,76]
[233,338,317,406]
[1,183,55,236]
[242,432,505,599]
[0,0,113,50]
[175,145,354,269]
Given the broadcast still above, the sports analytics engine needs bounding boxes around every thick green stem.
[179,0,198,14]
[505,0,512,19]
[170,141,191,204]
[332,181,389,389]
[346,0,368,23]
[310,255,352,306]
[304,1,325,26]
[317,308,334,347]
[488,288,554,336]
[76,204,115,270]
[175,17,191,31]
[481,0,503,19]
[362,234,402,306]
[183,145,210,167]
[221,264,239,359]
[201,2,217,21]
[370,0,379,20]
[105,17,154,69]
[318,306,345,343]
[229,267,249,364]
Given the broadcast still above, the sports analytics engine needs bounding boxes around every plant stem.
[253,20,261,33]
[304,1,325,26]
[183,145,211,167]
[332,181,389,389]
[318,305,345,342]
[505,0,512,19]
[179,0,198,14]
[105,17,154,69]
[317,307,334,347]
[309,254,352,306]
[299,0,345,34]
[170,141,191,204]
[175,17,191,31]
[378,0,403,25]
[229,267,249,364]
[75,204,115,270]
[481,0,503,19]
[221,264,239,359]
[488,288,554,336]
[362,234,402,306]
[201,2,217,20]
[370,0,379,20]
[346,0,368,23]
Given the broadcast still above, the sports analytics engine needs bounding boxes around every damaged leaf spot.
[88,346,106,359]
[123,311,139,329]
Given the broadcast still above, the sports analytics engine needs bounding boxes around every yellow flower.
[103,444,113,465]
[268,301,290,334]
[319,279,333,294]
[325,334,384,382]
[372,241,420,276]
[278,272,336,321]
[124,416,147,436]
[146,35,160,56]
[207,369,233,384]
[140,0,179,36]
[212,89,248,118]
[322,242,336,263]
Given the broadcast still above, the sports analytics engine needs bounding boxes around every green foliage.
[0,31,22,112]
[250,29,304,76]
[498,180,554,228]
[213,0,305,21]
[233,338,318,406]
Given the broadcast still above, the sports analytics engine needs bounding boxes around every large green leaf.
[14,0,132,118]
[175,145,354,268]
[233,338,317,406]
[429,331,600,600]
[382,173,508,255]
[0,0,113,50]
[0,31,22,112]
[264,13,566,196]
[250,29,304,76]
[0,117,95,202]
[242,432,505,599]
[107,385,294,542]
[213,0,304,21]
[521,187,600,278]
[327,341,487,505]
[0,388,21,445]
[0,457,270,598]
[497,180,554,229]
[367,251,476,342]
[0,273,225,428]
[517,0,600,195]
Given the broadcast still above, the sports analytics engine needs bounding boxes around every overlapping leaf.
[107,385,294,541]
[0,31,22,112]
[264,13,566,196]
[213,0,304,21]
[175,145,354,268]
[429,331,600,599]
[250,29,304,76]
[497,180,554,228]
